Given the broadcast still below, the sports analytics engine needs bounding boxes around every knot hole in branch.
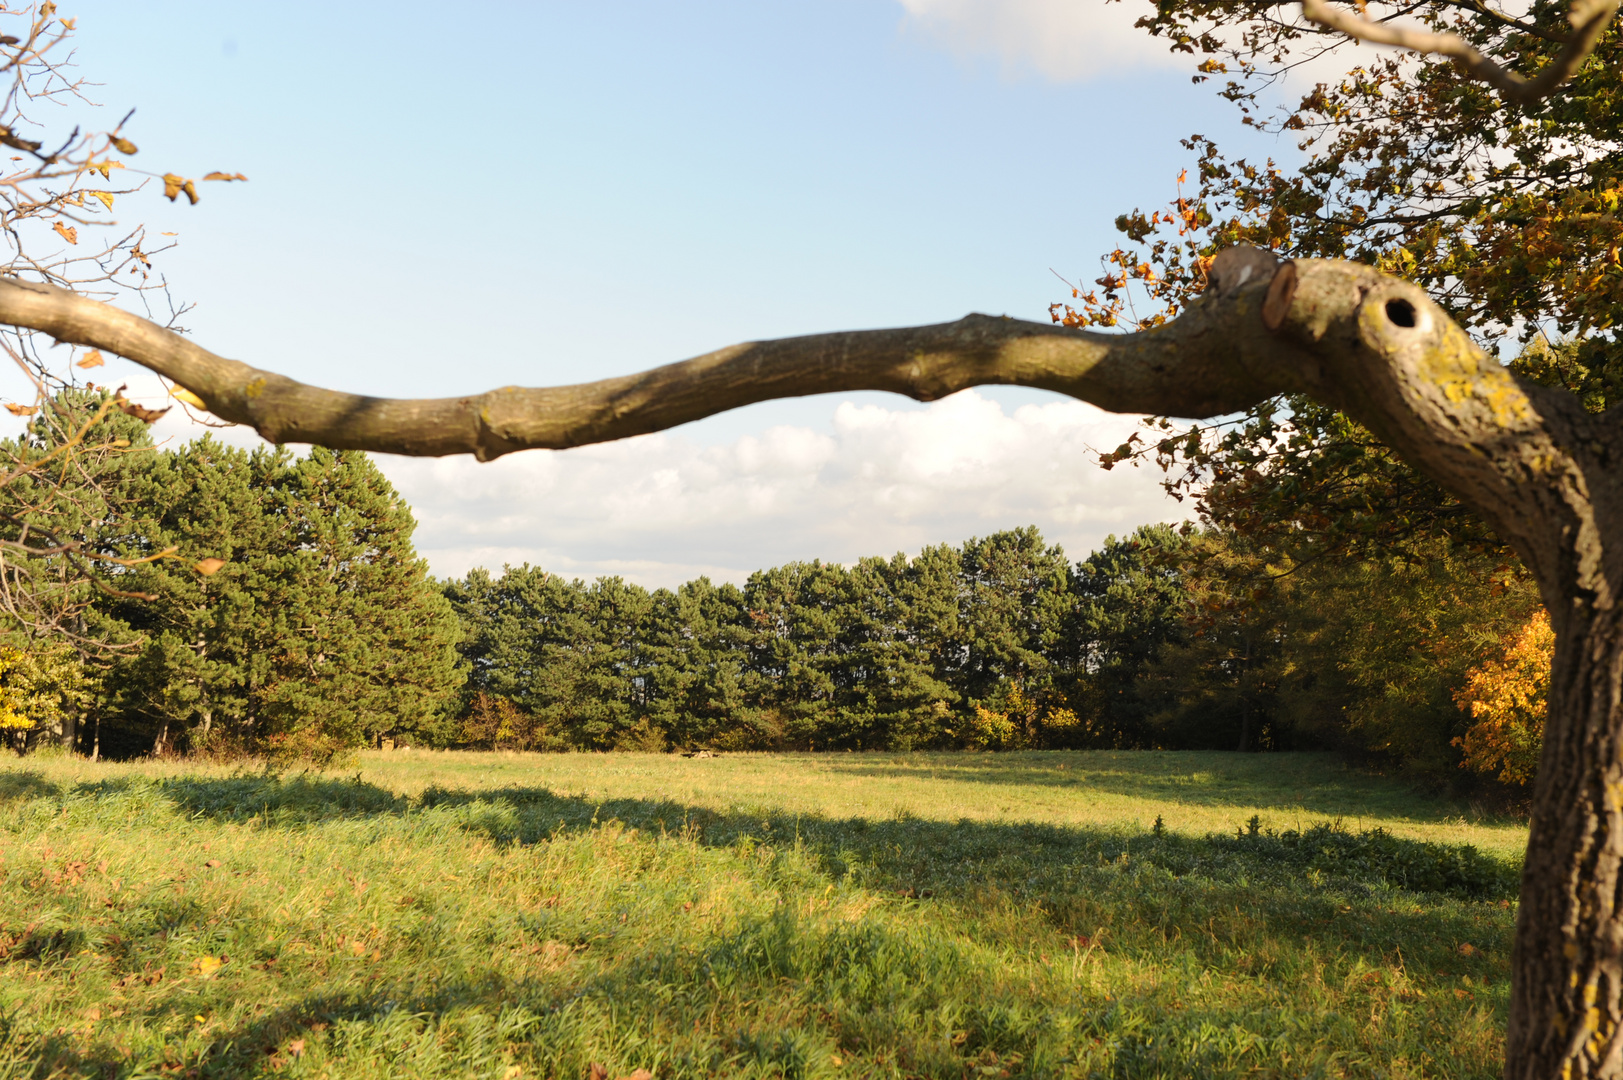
[1384,298,1417,328]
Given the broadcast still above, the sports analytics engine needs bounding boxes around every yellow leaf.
[192,955,223,977]
[194,557,227,576]
[4,403,36,417]
[201,171,248,182]
[182,179,198,205]
[170,386,206,408]
[160,231,177,236]
[110,136,137,155]
[75,349,103,369]
[89,160,125,180]
[162,173,187,201]
[88,190,113,210]
[51,221,77,245]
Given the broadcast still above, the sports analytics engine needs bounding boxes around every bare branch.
[0,264,1298,460]
[1301,0,1619,105]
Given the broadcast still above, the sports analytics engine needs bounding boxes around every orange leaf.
[51,221,76,245]
[161,173,185,201]
[4,402,36,417]
[201,171,248,182]
[75,350,103,369]
[194,557,227,576]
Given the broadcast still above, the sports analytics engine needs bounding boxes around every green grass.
[0,750,1523,1078]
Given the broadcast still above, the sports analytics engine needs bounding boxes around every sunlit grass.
[0,750,1522,1078]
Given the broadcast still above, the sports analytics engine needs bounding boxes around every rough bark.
[0,247,1619,1075]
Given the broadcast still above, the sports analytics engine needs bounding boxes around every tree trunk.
[1509,609,1623,1077]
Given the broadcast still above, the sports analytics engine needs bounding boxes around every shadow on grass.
[0,768,61,805]
[808,750,1495,824]
[71,769,1519,904]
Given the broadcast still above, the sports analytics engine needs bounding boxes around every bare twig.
[1301,0,1619,105]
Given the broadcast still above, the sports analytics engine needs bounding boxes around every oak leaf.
[51,221,76,245]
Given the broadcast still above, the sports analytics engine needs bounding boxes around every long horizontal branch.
[1302,0,1619,105]
[0,265,1296,460]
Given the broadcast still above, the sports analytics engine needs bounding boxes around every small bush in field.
[461,692,546,751]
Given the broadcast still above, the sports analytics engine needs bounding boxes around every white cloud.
[896,0,1182,82]
[374,390,1190,589]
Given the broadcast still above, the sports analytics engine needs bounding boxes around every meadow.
[0,750,1524,1079]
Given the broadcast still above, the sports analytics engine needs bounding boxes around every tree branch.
[0,264,1297,460]
[1301,0,1619,105]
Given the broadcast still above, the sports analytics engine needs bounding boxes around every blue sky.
[16,1,1298,586]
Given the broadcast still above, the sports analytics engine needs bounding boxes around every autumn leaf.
[201,171,248,182]
[194,557,227,576]
[75,350,103,369]
[88,190,114,210]
[51,221,76,245]
[115,397,169,424]
[4,403,36,417]
[161,173,186,201]
[287,1039,305,1059]
[192,955,223,977]
[88,159,124,180]
[617,1070,654,1080]
[110,136,137,155]
[170,386,207,408]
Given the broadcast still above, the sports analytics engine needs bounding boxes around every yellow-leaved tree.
[1453,608,1554,786]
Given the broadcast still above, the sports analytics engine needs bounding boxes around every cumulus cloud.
[896,0,1182,82]
[374,390,1190,589]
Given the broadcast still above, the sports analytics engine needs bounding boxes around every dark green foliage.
[95,439,462,756]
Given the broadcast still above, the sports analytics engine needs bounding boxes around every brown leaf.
[182,180,198,205]
[161,173,185,201]
[616,1071,654,1080]
[287,1038,305,1058]
[588,1065,609,1080]
[110,136,138,155]
[202,171,248,182]
[115,397,169,424]
[51,221,77,245]
[194,557,227,576]
[203,859,221,869]
[75,349,104,369]
[3,402,36,417]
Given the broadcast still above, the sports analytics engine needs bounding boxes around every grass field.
[0,750,1525,1078]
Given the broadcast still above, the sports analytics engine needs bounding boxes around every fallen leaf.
[51,221,77,245]
[616,1070,654,1080]
[288,1038,305,1058]
[588,1065,609,1080]
[193,955,223,977]
[88,190,114,209]
[1458,942,1477,957]
[75,349,103,369]
[170,386,206,408]
[4,403,36,417]
[203,859,221,869]
[194,558,227,576]
[85,1007,101,1020]
[503,1067,523,1080]
[202,171,248,182]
